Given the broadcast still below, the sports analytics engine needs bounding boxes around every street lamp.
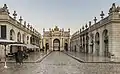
[4,45,7,68]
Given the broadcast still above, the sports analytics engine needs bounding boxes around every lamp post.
[4,45,7,68]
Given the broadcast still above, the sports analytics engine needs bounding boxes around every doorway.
[64,43,68,51]
[53,39,60,51]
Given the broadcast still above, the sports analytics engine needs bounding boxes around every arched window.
[17,32,21,42]
[10,29,15,40]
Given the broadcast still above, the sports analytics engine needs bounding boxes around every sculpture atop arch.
[54,26,59,31]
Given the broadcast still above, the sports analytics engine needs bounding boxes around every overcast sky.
[0,0,120,35]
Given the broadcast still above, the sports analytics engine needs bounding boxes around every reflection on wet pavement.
[2,51,48,63]
[64,51,111,62]
[0,51,120,74]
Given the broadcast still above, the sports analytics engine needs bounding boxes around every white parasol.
[9,44,27,47]
[26,44,39,49]
[0,39,17,68]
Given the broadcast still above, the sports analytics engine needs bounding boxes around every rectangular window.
[1,25,6,39]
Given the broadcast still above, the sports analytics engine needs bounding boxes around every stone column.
[60,38,62,51]
[84,36,86,53]
[63,38,64,50]
[68,38,70,51]
[62,38,63,47]
[93,33,96,55]
[49,38,52,51]
[51,38,53,51]
[43,38,45,50]
[88,35,91,53]
[99,31,103,56]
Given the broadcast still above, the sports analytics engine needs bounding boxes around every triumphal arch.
[43,26,70,51]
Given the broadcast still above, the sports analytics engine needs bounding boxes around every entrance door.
[45,43,49,51]
[64,43,68,51]
[53,39,60,51]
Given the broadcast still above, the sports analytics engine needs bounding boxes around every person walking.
[17,49,24,65]
[15,51,19,64]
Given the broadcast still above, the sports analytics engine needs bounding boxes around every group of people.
[14,49,28,65]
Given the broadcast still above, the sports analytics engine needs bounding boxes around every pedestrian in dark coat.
[17,50,24,65]
[15,52,19,64]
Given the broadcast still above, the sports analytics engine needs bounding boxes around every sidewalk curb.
[62,51,84,63]
[35,51,52,63]
[0,61,36,63]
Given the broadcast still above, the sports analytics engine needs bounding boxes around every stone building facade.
[70,3,120,60]
[0,4,41,57]
[43,26,70,51]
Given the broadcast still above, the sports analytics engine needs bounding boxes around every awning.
[26,44,39,49]
[0,39,16,45]
[9,44,27,47]
[34,45,39,49]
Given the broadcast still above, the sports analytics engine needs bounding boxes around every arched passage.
[10,29,15,54]
[80,37,82,52]
[64,43,68,51]
[90,33,94,54]
[95,32,100,56]
[86,36,89,53]
[102,29,109,57]
[83,36,85,52]
[53,39,60,51]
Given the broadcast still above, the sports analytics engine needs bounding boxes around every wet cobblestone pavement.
[0,51,120,74]
[0,51,51,63]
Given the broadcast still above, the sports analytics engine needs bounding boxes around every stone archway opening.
[95,32,100,56]
[102,29,109,57]
[10,29,15,54]
[53,39,60,51]
[90,33,94,54]
[86,36,89,53]
[74,45,76,52]
[83,36,85,53]
[64,43,68,51]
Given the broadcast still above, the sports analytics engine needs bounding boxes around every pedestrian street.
[0,51,120,74]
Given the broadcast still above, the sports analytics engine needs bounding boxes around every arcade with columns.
[70,3,120,61]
